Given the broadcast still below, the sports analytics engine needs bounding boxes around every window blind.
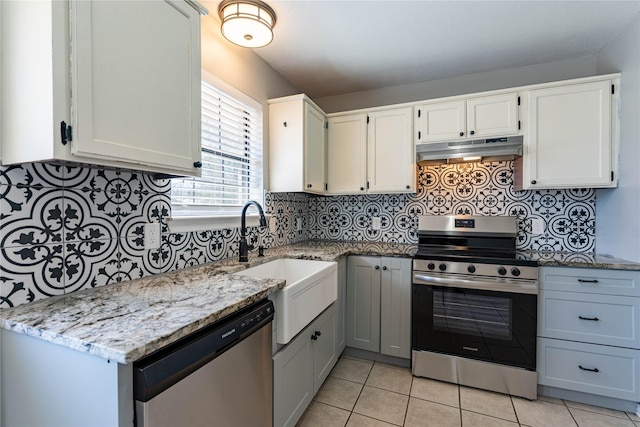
[171,78,263,215]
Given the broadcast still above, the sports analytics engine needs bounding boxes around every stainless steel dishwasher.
[133,299,274,427]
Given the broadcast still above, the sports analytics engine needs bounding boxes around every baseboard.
[341,347,411,368]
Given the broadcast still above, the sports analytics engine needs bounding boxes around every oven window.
[433,290,512,340]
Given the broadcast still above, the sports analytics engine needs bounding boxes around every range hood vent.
[416,135,523,166]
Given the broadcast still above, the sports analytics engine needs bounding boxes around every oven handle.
[413,273,538,295]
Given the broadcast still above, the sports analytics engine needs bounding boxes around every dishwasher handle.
[133,299,274,402]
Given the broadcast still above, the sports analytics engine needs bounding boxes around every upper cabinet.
[269,94,326,194]
[415,93,520,143]
[0,0,203,176]
[516,77,619,190]
[326,107,414,195]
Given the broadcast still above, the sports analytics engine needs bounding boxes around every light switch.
[269,216,277,233]
[530,218,545,235]
[144,222,161,249]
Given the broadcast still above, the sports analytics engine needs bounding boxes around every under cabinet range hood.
[416,135,523,165]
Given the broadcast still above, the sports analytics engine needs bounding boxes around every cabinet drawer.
[538,338,640,401]
[539,290,640,348]
[540,267,640,297]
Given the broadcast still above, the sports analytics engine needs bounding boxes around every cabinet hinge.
[611,84,615,95]
[611,171,615,182]
[324,183,328,191]
[417,109,421,118]
[518,120,521,130]
[325,121,328,129]
[60,121,72,145]
[517,96,521,106]
[366,115,370,124]
[367,181,370,189]
[418,131,421,140]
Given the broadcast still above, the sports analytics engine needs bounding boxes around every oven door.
[412,275,537,371]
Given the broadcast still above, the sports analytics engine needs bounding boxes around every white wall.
[200,13,299,189]
[595,13,640,262]
[314,56,597,113]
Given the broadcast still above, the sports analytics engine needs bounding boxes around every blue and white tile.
[0,163,67,188]
[63,238,119,293]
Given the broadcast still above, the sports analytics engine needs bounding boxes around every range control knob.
[427,262,435,270]
[511,267,521,277]
[467,265,476,273]
[497,266,507,276]
[439,263,447,271]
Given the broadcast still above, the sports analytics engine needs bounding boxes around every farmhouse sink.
[234,259,337,344]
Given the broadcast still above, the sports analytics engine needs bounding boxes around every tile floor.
[297,356,640,427]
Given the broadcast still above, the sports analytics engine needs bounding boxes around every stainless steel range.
[411,215,538,400]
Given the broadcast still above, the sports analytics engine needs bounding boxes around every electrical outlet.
[269,216,277,233]
[144,222,161,249]
[530,218,545,235]
[372,217,381,230]
[296,217,302,231]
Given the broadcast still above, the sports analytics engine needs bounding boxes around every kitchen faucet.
[239,200,268,262]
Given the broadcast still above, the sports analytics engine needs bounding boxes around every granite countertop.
[0,240,416,364]
[1,239,637,365]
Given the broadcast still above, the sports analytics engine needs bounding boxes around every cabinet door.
[269,100,304,192]
[380,257,412,359]
[336,257,347,354]
[312,305,338,394]
[415,100,466,142]
[326,114,367,194]
[525,80,613,188]
[346,256,381,353]
[467,93,519,138]
[304,102,326,194]
[273,331,313,427]
[367,107,415,193]
[70,0,201,175]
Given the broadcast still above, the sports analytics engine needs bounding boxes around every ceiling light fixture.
[218,0,277,48]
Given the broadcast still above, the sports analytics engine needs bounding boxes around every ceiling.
[206,1,640,99]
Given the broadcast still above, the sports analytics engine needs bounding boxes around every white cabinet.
[336,257,347,354]
[269,94,326,194]
[326,113,367,194]
[346,256,411,359]
[537,267,640,401]
[0,0,203,176]
[326,107,414,195]
[273,304,338,427]
[517,78,618,189]
[415,93,520,143]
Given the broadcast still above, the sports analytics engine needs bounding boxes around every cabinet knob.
[531,180,537,185]
[193,161,203,168]
[382,266,387,270]
[374,265,380,270]
[283,122,287,127]
[406,185,410,189]
[459,132,464,137]
[307,184,312,188]
[314,331,321,337]
[470,130,475,135]
[360,187,364,191]
[311,334,318,341]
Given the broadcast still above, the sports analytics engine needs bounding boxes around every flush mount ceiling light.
[218,0,277,48]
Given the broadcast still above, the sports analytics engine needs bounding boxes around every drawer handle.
[579,365,599,373]
[578,316,599,321]
[578,279,599,284]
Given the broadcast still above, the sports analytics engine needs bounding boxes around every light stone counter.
[0,240,416,364]
[521,251,640,271]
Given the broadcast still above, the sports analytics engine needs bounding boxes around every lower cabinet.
[273,304,338,427]
[537,267,640,402]
[346,256,411,359]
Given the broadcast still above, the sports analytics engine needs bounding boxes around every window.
[171,71,263,217]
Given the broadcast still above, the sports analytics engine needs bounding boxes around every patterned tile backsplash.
[0,160,595,308]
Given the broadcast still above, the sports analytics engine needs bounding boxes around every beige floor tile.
[459,387,517,422]
[461,410,519,427]
[627,412,640,422]
[314,377,363,411]
[571,408,636,427]
[566,400,630,419]
[537,394,564,405]
[365,363,413,395]
[405,397,461,427]
[410,377,460,408]
[296,401,350,427]
[512,396,577,427]
[330,357,374,384]
[353,386,409,426]
[346,413,397,427]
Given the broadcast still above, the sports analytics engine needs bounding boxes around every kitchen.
[1,1,640,426]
